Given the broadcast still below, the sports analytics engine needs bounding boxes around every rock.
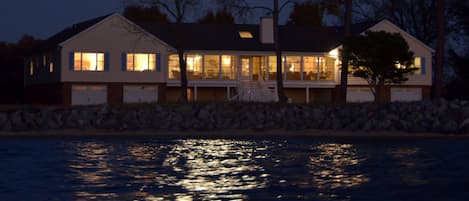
[460,118,469,134]
[0,113,7,129]
[10,111,27,131]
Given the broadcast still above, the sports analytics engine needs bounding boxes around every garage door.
[71,85,107,106]
[123,85,158,104]
[347,87,374,103]
[391,88,422,102]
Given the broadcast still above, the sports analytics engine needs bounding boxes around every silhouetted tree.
[346,31,417,103]
[215,0,294,103]
[339,0,352,105]
[433,0,445,99]
[198,9,235,24]
[286,2,323,26]
[123,5,169,23]
[130,0,201,102]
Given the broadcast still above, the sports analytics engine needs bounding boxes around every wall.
[60,14,170,84]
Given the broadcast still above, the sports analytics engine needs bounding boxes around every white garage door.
[123,85,158,104]
[347,87,374,103]
[72,85,107,106]
[391,88,422,102]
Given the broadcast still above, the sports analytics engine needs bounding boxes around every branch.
[279,0,294,12]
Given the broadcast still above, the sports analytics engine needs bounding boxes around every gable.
[365,20,434,53]
[60,14,173,52]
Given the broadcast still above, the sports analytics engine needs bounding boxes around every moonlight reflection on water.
[1,138,469,201]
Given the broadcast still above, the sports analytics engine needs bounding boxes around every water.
[1,137,469,201]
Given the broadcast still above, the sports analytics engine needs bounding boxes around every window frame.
[73,52,106,72]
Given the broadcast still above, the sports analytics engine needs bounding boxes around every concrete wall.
[60,14,170,84]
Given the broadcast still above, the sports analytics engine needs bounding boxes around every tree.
[352,0,438,45]
[339,0,352,105]
[131,0,201,102]
[286,0,343,26]
[346,31,417,103]
[198,9,235,24]
[286,2,323,26]
[123,5,169,23]
[214,0,293,103]
[433,0,445,99]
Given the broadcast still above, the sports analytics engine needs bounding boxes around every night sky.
[0,1,295,43]
[0,0,123,42]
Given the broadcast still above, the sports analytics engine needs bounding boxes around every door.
[240,56,267,81]
[123,85,159,104]
[71,85,107,106]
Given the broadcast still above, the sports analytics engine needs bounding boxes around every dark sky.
[0,0,123,42]
[0,1,296,43]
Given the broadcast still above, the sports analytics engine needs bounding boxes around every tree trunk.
[434,0,445,99]
[375,81,386,104]
[178,48,188,103]
[339,0,352,105]
[274,0,288,103]
[175,22,188,103]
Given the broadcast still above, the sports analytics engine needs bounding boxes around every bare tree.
[131,0,201,102]
[215,0,294,103]
[434,0,445,99]
[339,0,352,105]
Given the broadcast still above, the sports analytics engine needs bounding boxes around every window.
[268,56,284,80]
[29,60,34,76]
[204,55,220,80]
[168,54,180,80]
[187,55,203,80]
[303,56,318,80]
[285,56,301,80]
[74,52,105,71]
[239,31,253,39]
[413,57,422,74]
[126,53,156,72]
[319,57,335,80]
[43,55,47,66]
[222,55,236,80]
[49,62,54,73]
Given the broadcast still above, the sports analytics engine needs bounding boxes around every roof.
[37,14,111,52]
[36,14,380,53]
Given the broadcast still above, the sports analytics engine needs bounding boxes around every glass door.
[240,57,251,80]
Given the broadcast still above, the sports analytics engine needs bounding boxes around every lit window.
[49,62,54,73]
[285,56,301,80]
[303,56,319,80]
[187,55,203,80]
[169,54,180,80]
[43,55,47,66]
[268,56,284,80]
[222,55,236,80]
[204,55,220,80]
[413,57,422,74]
[319,57,335,80]
[74,52,105,71]
[126,53,156,72]
[239,31,253,39]
[29,60,34,76]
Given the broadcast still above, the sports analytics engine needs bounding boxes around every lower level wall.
[25,82,165,107]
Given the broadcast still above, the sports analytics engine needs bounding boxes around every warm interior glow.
[239,31,253,39]
[49,62,54,73]
[74,52,104,71]
[222,56,231,66]
[29,61,34,76]
[127,53,156,71]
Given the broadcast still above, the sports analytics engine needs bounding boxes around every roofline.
[369,19,435,53]
[58,13,175,51]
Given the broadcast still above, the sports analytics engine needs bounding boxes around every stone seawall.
[1,99,468,134]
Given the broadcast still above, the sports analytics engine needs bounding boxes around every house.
[24,13,432,106]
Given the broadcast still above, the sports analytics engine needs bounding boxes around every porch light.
[329,49,339,57]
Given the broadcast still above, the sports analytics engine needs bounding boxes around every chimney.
[260,16,274,44]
